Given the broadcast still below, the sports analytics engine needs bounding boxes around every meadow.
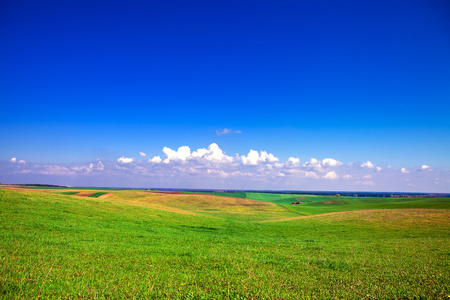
[0,186,449,299]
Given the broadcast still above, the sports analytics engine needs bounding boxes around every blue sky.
[1,0,450,192]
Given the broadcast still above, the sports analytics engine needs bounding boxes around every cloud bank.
[1,144,449,193]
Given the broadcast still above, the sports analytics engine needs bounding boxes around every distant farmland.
[1,186,449,299]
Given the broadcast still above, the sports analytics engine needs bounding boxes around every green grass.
[16,186,124,191]
[272,195,450,216]
[87,192,108,198]
[15,186,71,189]
[57,191,80,195]
[203,192,247,199]
[0,188,449,299]
[245,192,299,203]
[228,192,450,216]
[184,191,248,199]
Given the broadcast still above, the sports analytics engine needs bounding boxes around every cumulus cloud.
[139,152,146,157]
[302,158,342,172]
[70,159,104,174]
[9,157,25,164]
[304,171,319,179]
[159,143,235,164]
[91,159,104,171]
[117,156,134,164]
[322,158,343,167]
[361,161,375,168]
[4,143,449,193]
[191,143,235,163]
[323,171,339,180]
[241,150,260,165]
[149,156,162,163]
[303,158,322,168]
[38,165,75,176]
[420,165,431,171]
[162,146,191,163]
[241,150,279,165]
[216,128,242,136]
[304,158,342,168]
[206,169,229,177]
[285,157,300,167]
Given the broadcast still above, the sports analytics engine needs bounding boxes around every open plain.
[0,186,449,299]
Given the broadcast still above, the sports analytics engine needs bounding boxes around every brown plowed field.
[75,192,96,197]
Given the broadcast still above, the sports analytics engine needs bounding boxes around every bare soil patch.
[74,192,96,197]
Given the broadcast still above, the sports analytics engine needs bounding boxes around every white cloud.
[92,159,104,171]
[158,143,236,165]
[304,158,322,168]
[206,169,229,177]
[303,157,342,169]
[3,144,450,193]
[162,146,191,163]
[139,152,146,157]
[216,128,242,136]
[10,157,25,164]
[304,171,319,179]
[191,143,235,163]
[38,165,75,176]
[241,150,260,165]
[361,161,375,168]
[376,166,382,172]
[288,157,300,166]
[260,151,279,163]
[323,171,339,180]
[420,165,431,171]
[241,150,279,165]
[149,156,162,163]
[117,156,134,164]
[322,158,343,167]
[286,157,300,166]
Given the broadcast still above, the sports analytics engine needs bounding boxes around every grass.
[87,192,109,198]
[0,186,449,299]
[57,191,79,196]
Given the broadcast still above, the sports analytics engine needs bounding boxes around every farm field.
[0,186,449,299]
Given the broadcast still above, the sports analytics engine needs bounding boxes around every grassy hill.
[1,186,449,299]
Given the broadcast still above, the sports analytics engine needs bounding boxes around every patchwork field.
[0,186,449,299]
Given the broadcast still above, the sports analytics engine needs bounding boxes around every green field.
[87,192,109,198]
[0,186,449,299]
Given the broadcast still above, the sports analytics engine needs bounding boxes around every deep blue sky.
[1,0,450,191]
